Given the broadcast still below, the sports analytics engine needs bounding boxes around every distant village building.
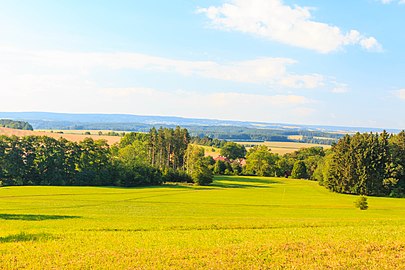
[213,155,231,163]
[213,156,247,167]
[236,158,247,167]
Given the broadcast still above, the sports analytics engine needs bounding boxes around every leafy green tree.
[231,161,242,175]
[76,138,112,186]
[275,156,294,177]
[220,142,246,160]
[118,140,149,166]
[291,160,308,179]
[213,160,227,175]
[313,154,333,186]
[245,145,279,176]
[184,145,213,185]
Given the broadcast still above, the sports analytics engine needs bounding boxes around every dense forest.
[0,119,33,130]
[0,127,213,187]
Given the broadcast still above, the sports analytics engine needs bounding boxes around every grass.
[237,141,331,155]
[0,176,405,269]
[196,144,221,158]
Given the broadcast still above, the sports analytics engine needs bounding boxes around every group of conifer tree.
[0,136,113,186]
[315,131,405,196]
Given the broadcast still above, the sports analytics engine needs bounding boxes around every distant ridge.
[0,112,400,134]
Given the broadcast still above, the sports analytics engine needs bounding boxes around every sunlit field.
[0,127,121,145]
[1,176,405,269]
[237,141,331,155]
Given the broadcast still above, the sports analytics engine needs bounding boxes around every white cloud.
[0,47,322,123]
[331,83,349,94]
[0,47,323,89]
[396,89,405,100]
[198,0,382,53]
[379,0,405,4]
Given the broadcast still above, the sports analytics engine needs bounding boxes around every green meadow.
[1,176,405,269]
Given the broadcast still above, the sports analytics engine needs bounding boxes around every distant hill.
[0,119,33,130]
[0,112,401,144]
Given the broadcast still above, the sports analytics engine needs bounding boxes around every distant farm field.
[1,176,404,269]
[0,127,121,145]
[237,141,331,155]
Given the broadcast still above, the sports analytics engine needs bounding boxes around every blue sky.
[0,0,404,128]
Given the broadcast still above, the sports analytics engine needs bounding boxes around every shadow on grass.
[0,232,54,243]
[212,176,282,189]
[160,176,282,189]
[0,213,81,221]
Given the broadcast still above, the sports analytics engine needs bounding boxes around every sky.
[0,0,404,129]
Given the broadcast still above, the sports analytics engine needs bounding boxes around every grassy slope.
[0,176,405,269]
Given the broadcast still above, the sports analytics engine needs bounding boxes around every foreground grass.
[1,176,405,269]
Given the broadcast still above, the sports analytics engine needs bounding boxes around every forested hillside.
[0,119,33,130]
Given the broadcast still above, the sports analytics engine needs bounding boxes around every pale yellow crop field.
[0,128,121,145]
[236,141,331,155]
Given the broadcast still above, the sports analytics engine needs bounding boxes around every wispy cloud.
[331,83,349,94]
[0,47,324,89]
[379,0,405,4]
[197,0,382,53]
[395,89,405,100]
[0,47,320,122]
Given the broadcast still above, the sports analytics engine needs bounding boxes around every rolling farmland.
[237,141,332,155]
[1,176,404,269]
[0,127,121,145]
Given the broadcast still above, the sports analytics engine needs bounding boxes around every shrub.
[355,196,368,210]
[389,187,405,198]
[163,169,193,183]
[192,167,213,186]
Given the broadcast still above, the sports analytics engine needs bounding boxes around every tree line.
[0,127,213,187]
[2,126,403,197]
[210,141,324,180]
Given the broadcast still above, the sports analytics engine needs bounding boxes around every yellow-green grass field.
[237,141,331,155]
[1,176,405,269]
[196,145,221,158]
